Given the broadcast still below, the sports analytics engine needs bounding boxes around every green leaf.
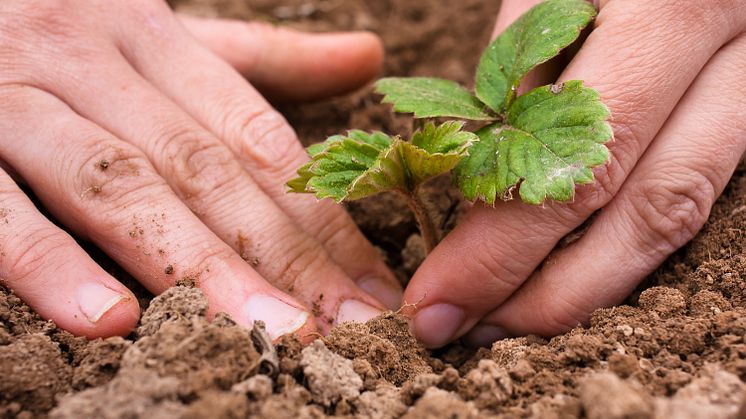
[287,123,477,202]
[403,121,477,185]
[411,120,477,154]
[455,80,612,205]
[287,132,382,198]
[375,77,494,120]
[475,0,596,113]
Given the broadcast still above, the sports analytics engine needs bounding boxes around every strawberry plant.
[288,0,611,253]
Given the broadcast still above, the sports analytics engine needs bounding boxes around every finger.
[492,0,544,35]
[37,42,387,330]
[465,33,746,343]
[117,3,402,309]
[178,14,384,103]
[0,170,139,338]
[0,85,316,341]
[406,0,746,348]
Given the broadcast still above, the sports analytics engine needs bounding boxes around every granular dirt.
[2,0,746,418]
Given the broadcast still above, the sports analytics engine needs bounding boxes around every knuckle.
[180,246,238,290]
[3,0,79,41]
[236,108,304,174]
[607,0,731,31]
[0,0,110,81]
[72,137,162,205]
[462,241,525,297]
[630,171,716,253]
[676,0,739,28]
[161,130,244,207]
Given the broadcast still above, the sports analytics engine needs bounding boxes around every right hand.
[405,0,746,348]
[0,0,402,340]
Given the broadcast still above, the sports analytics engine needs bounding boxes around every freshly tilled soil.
[2,0,746,417]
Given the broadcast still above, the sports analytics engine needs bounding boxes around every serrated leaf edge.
[456,81,613,206]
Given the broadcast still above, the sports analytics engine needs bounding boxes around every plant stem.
[404,188,439,254]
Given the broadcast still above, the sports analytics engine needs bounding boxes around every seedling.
[288,0,611,253]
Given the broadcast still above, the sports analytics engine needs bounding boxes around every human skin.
[0,0,404,340]
[407,0,746,348]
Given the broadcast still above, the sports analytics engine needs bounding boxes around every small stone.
[459,359,512,409]
[638,287,686,317]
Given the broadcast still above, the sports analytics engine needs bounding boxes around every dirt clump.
[0,334,72,415]
[458,359,513,410]
[300,340,364,406]
[136,286,208,337]
[579,366,746,419]
[51,369,186,419]
[579,373,654,419]
[123,287,262,396]
[402,388,480,419]
[72,336,131,390]
[325,313,432,386]
[355,384,408,419]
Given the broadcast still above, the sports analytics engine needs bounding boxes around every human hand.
[405,0,746,347]
[0,0,402,340]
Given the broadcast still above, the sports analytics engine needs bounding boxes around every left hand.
[404,0,746,348]
[0,0,397,340]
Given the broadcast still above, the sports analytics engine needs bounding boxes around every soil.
[2,0,746,418]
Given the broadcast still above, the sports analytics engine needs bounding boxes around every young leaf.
[288,122,477,202]
[475,0,596,113]
[287,131,400,201]
[375,78,494,121]
[455,80,611,205]
[402,121,477,185]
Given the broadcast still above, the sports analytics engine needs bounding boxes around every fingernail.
[358,277,403,310]
[336,300,382,325]
[462,324,511,348]
[245,294,310,340]
[412,303,465,348]
[77,283,126,323]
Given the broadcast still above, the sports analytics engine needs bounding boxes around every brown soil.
[3,0,746,418]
